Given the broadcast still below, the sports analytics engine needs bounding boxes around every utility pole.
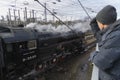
[6,15,9,25]
[44,3,47,22]
[30,11,31,18]
[18,10,21,24]
[8,8,11,26]
[34,11,37,22]
[32,10,35,22]
[13,9,16,26]
[25,7,27,22]
[23,10,25,22]
[30,10,31,22]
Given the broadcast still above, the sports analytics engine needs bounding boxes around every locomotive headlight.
[38,64,43,69]
[53,58,57,63]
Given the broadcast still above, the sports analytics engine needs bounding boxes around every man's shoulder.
[106,20,120,38]
[111,19,120,31]
[109,25,120,37]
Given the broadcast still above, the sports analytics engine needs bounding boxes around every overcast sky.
[0,0,120,20]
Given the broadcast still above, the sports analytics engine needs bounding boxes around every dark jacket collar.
[100,19,120,36]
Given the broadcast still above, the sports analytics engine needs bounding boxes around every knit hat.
[96,5,117,25]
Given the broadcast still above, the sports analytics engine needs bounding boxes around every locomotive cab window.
[27,40,37,50]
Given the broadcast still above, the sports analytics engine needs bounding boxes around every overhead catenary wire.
[0,0,84,16]
[77,0,91,20]
[34,0,77,35]
[3,0,92,33]
[52,0,92,19]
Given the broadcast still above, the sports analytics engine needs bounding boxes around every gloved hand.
[90,18,100,35]
[90,18,101,42]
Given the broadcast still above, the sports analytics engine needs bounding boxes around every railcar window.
[27,40,37,50]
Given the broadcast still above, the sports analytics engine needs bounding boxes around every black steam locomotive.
[0,26,85,80]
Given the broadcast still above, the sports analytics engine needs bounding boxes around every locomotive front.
[0,26,38,80]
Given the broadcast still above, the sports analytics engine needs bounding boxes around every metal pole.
[30,11,31,18]
[8,8,11,26]
[6,15,9,25]
[29,10,32,22]
[18,10,21,24]
[32,10,35,22]
[35,11,37,22]
[23,10,25,22]
[13,9,16,26]
[25,7,27,22]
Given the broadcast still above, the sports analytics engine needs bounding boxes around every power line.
[45,0,78,9]
[34,0,78,35]
[77,0,91,20]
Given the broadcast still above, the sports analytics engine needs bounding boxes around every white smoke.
[25,21,91,33]
[70,21,91,32]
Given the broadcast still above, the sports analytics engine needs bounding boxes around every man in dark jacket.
[90,5,120,80]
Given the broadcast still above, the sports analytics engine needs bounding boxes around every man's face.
[97,21,104,30]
